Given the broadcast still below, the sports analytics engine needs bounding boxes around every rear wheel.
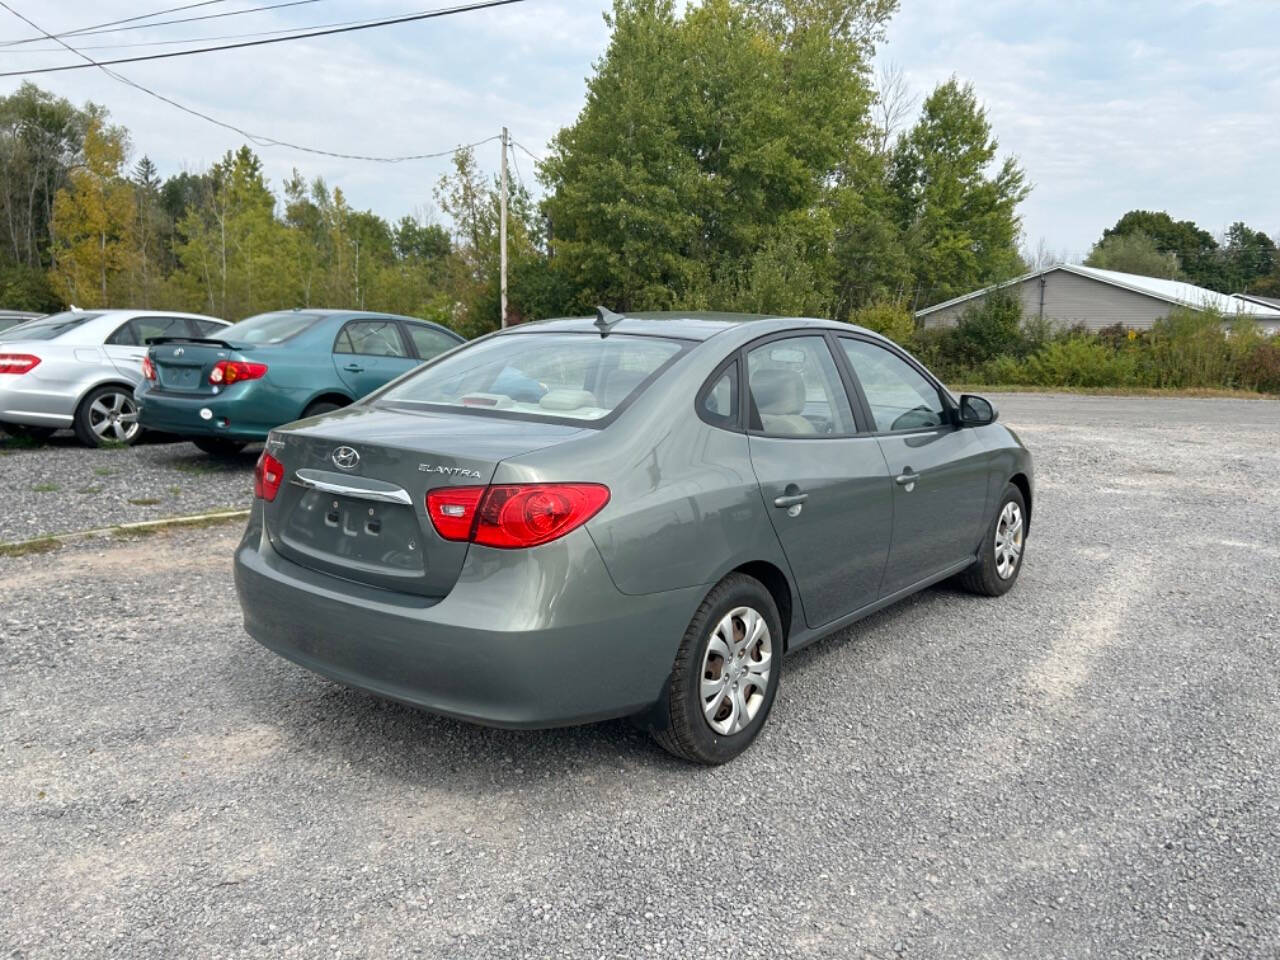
[73,385,141,447]
[649,573,783,765]
[302,398,345,419]
[956,483,1027,596]
[192,437,247,457]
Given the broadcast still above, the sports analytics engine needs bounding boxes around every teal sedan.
[135,310,464,454]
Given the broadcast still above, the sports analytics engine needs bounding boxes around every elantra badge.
[418,463,482,480]
[331,446,360,470]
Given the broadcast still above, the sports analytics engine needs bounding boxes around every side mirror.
[958,394,997,426]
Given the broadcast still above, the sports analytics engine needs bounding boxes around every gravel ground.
[0,432,257,542]
[2,394,1278,959]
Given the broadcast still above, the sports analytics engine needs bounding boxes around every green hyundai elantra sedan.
[235,312,1032,764]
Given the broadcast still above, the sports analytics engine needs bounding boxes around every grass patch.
[77,485,103,494]
[31,482,60,493]
[98,439,129,451]
[93,466,115,477]
[1,433,42,450]
[127,497,162,506]
[168,485,182,496]
[0,537,61,558]
[112,526,157,541]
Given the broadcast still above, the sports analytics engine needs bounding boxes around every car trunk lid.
[148,338,255,394]
[262,405,589,597]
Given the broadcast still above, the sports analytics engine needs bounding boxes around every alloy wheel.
[994,501,1024,579]
[699,606,772,736]
[89,390,140,444]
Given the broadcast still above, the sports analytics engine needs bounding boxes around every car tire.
[302,399,345,418]
[3,423,55,443]
[192,437,247,457]
[956,483,1027,597]
[649,573,783,765]
[73,385,142,447]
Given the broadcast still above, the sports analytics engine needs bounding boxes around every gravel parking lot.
[0,432,256,543]
[3,394,1278,958]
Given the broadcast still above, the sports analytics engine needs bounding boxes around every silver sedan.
[0,308,227,447]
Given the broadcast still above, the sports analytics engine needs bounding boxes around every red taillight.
[0,353,40,375]
[141,355,156,381]
[210,360,267,385]
[254,451,284,501]
[426,483,610,549]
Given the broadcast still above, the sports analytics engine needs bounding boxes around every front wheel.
[956,483,1027,596]
[74,385,142,447]
[649,573,783,764]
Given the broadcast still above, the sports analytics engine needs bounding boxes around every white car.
[0,308,227,447]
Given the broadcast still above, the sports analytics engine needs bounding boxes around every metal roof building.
[916,264,1280,335]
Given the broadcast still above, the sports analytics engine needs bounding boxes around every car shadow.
[238,579,980,786]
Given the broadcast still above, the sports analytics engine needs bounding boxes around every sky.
[0,0,1276,260]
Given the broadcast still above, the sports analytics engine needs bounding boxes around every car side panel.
[0,347,128,426]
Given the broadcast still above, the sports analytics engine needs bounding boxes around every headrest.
[539,389,597,411]
[751,368,806,416]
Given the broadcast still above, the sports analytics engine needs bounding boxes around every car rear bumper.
[0,377,74,426]
[233,505,703,728]
[135,383,275,440]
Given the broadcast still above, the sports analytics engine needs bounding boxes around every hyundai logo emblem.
[331,446,360,470]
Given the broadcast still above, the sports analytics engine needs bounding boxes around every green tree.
[889,78,1029,307]
[1084,230,1180,278]
[1217,221,1276,293]
[49,111,137,306]
[0,83,86,278]
[1100,210,1220,289]
[541,0,897,314]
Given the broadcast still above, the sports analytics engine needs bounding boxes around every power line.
[512,140,544,164]
[8,12,381,54]
[6,0,236,44]
[0,0,527,77]
[0,0,328,48]
[0,1,503,164]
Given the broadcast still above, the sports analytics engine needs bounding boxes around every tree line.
[0,0,1034,335]
[1083,211,1279,295]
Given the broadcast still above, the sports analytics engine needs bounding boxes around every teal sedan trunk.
[135,309,463,451]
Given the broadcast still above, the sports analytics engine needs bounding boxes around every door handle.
[773,492,809,508]
[343,363,364,373]
[895,469,919,491]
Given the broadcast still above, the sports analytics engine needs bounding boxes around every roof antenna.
[594,305,624,336]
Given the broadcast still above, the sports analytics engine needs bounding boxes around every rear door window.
[404,323,459,360]
[106,315,187,346]
[335,320,409,357]
[746,336,856,436]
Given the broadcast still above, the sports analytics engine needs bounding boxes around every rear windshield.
[0,311,100,342]
[378,332,686,422]
[223,311,320,345]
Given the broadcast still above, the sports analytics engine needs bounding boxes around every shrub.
[1144,307,1232,388]
[976,354,1028,385]
[1022,337,1139,388]
[952,288,1026,366]
[1238,338,1280,393]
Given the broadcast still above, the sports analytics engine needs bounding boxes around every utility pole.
[499,126,509,329]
